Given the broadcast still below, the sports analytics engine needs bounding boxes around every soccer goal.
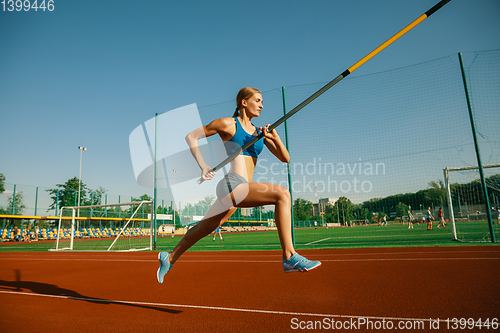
[443,164,500,243]
[50,201,154,251]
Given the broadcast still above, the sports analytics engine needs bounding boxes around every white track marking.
[0,257,498,263]
[0,290,453,323]
[319,257,499,262]
[305,238,331,245]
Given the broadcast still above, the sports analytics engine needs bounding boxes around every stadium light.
[77,146,87,219]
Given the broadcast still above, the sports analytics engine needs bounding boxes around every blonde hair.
[233,87,261,117]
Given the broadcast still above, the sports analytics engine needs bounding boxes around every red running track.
[0,246,499,332]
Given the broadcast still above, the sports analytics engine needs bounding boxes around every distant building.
[313,198,337,216]
[240,208,250,216]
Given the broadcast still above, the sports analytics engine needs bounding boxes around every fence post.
[34,187,38,216]
[153,113,158,248]
[55,189,59,216]
[458,52,496,243]
[282,86,295,246]
[11,184,16,215]
[90,192,94,219]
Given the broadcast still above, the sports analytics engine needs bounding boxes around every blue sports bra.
[224,117,264,158]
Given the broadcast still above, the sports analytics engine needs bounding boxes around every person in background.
[426,207,434,230]
[212,226,223,241]
[407,210,414,229]
[437,207,446,229]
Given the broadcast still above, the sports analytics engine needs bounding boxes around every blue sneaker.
[157,252,173,283]
[282,253,321,273]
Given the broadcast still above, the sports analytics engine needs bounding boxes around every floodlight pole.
[77,146,87,222]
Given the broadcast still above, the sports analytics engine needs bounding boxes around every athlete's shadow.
[0,269,181,314]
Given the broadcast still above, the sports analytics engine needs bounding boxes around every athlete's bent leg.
[231,182,295,260]
[169,203,236,264]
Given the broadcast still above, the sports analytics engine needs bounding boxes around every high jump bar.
[198,0,451,184]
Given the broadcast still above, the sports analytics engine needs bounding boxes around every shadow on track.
[0,269,181,314]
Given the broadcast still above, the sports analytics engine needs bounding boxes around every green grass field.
[1,221,498,252]
[160,221,498,251]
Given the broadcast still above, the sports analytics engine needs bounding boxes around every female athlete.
[157,87,321,283]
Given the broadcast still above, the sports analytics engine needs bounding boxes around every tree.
[46,178,108,214]
[8,191,26,215]
[89,186,107,206]
[47,177,88,211]
[0,173,7,214]
[0,173,5,193]
[253,206,264,220]
[350,203,371,222]
[333,197,354,225]
[130,194,152,204]
[137,194,153,201]
[192,195,216,216]
[360,207,372,222]
[427,180,446,206]
[129,194,153,219]
[181,203,194,216]
[396,202,409,218]
[293,198,313,221]
[198,195,216,206]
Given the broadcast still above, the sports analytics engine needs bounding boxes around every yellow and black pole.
[198,0,452,184]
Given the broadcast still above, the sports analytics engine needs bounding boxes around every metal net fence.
[2,50,499,250]
[153,50,500,250]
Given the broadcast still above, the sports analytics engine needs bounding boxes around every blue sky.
[1,0,499,213]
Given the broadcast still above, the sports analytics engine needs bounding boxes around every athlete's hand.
[259,124,279,141]
[200,164,216,181]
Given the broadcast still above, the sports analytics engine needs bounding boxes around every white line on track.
[0,257,498,263]
[173,257,499,263]
[302,249,500,256]
[0,290,452,323]
[305,238,330,245]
